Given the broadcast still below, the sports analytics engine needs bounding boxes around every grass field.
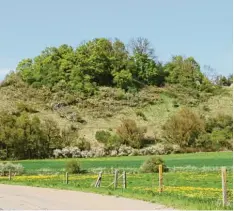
[1,151,233,210]
[12,151,233,174]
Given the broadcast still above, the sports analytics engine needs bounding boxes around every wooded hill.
[0,37,232,160]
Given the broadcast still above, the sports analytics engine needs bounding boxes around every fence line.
[0,166,232,207]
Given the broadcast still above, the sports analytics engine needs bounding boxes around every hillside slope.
[0,79,232,145]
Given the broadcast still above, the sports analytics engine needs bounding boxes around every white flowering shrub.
[110,150,118,157]
[153,143,166,155]
[129,149,141,156]
[61,147,71,158]
[93,147,106,157]
[118,145,134,156]
[53,143,177,159]
[81,150,89,158]
[0,162,24,175]
[53,149,62,158]
[172,144,181,153]
[70,147,81,158]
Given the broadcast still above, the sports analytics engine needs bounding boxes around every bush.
[76,138,91,151]
[0,162,24,176]
[0,149,7,160]
[65,160,81,174]
[95,130,112,143]
[53,149,62,158]
[118,145,134,156]
[162,107,205,147]
[92,147,106,157]
[116,119,147,149]
[197,114,233,151]
[61,147,72,158]
[136,110,147,121]
[95,130,122,152]
[16,102,38,113]
[140,156,168,173]
[110,150,118,157]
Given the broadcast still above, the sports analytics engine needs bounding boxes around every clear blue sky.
[0,0,232,80]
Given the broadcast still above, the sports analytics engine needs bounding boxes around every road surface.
[0,184,176,210]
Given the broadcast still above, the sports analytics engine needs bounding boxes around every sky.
[0,0,232,80]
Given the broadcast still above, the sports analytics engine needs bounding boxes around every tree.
[75,38,115,86]
[215,74,233,86]
[0,111,73,160]
[165,56,204,88]
[128,37,155,59]
[116,119,146,149]
[162,107,205,147]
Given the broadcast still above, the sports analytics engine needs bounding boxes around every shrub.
[110,150,118,157]
[162,107,205,147]
[70,147,82,158]
[16,102,38,113]
[171,144,182,153]
[136,110,147,121]
[205,114,233,133]
[0,162,24,176]
[92,147,106,157]
[61,147,72,158]
[116,119,147,149]
[114,89,126,100]
[0,149,7,160]
[140,156,168,173]
[118,145,134,156]
[76,138,91,151]
[95,130,112,143]
[65,160,81,174]
[129,149,141,156]
[199,114,233,151]
[96,130,122,152]
[53,149,62,158]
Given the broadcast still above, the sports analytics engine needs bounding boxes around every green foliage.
[198,114,233,150]
[163,107,205,147]
[95,130,112,143]
[116,119,147,149]
[0,111,74,160]
[136,110,147,121]
[16,102,38,113]
[215,74,233,86]
[16,37,169,93]
[65,160,81,174]
[0,162,24,175]
[164,56,205,88]
[16,37,228,94]
[140,156,168,173]
[76,138,91,151]
[95,130,122,151]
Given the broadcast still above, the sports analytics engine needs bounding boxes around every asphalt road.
[0,184,176,210]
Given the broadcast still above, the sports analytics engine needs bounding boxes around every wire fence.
[0,167,233,208]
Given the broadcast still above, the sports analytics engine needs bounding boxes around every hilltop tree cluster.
[16,37,217,94]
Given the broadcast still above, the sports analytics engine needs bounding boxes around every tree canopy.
[16,37,218,94]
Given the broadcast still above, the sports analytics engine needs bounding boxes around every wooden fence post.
[65,172,69,184]
[158,165,163,193]
[114,169,118,189]
[221,167,227,206]
[123,171,126,189]
[95,171,102,188]
[8,170,11,181]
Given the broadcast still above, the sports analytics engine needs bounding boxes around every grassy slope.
[0,82,232,142]
[15,152,233,173]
